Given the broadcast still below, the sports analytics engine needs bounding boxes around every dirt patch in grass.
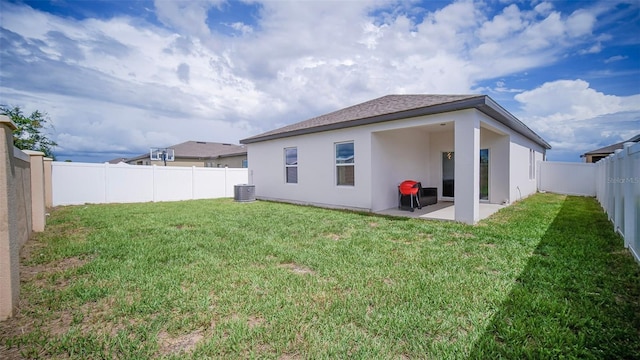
[279,352,303,360]
[247,315,264,329]
[157,329,203,356]
[0,238,98,349]
[389,239,412,245]
[23,256,92,283]
[326,233,341,241]
[279,263,315,275]
[453,232,476,239]
[226,313,265,329]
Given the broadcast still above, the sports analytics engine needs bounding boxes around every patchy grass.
[1,193,638,359]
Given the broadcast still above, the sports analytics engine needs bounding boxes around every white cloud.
[477,4,525,41]
[533,2,554,16]
[153,0,223,39]
[0,0,637,162]
[579,42,602,54]
[604,55,628,63]
[565,9,596,37]
[227,22,253,35]
[515,79,639,121]
[514,79,640,155]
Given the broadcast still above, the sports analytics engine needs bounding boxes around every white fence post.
[224,166,228,197]
[103,162,109,204]
[191,166,196,200]
[152,165,157,202]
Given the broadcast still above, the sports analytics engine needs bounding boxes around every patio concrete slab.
[376,202,505,222]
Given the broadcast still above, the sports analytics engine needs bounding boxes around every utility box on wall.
[234,184,255,202]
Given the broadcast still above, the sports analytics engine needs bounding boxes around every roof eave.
[216,151,248,158]
[478,97,552,150]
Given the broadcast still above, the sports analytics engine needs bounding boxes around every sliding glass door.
[442,152,454,198]
[441,149,489,200]
[480,149,489,201]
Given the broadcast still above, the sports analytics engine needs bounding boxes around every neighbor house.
[580,134,640,163]
[125,141,247,168]
[240,95,551,224]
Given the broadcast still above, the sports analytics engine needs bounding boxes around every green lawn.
[1,193,638,359]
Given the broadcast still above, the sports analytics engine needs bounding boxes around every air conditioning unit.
[234,184,255,202]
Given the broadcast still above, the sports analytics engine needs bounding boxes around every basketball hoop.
[150,148,175,166]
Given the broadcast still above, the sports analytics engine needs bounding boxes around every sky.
[0,0,638,163]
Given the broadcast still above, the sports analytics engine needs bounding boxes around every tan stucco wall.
[0,116,22,320]
[129,159,205,167]
[207,155,247,168]
[14,153,31,248]
[0,116,47,320]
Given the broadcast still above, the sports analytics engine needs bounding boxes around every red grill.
[398,180,422,211]
[399,180,419,196]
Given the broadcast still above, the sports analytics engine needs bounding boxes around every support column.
[43,157,53,208]
[24,150,46,232]
[454,114,480,224]
[0,115,19,320]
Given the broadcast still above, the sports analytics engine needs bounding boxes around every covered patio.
[376,201,505,222]
[370,114,511,224]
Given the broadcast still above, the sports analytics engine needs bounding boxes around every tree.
[1,105,58,159]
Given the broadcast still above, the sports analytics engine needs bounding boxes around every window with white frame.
[336,141,354,186]
[285,147,298,183]
[529,149,535,180]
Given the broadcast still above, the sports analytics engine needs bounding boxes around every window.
[242,159,248,168]
[529,149,535,180]
[285,147,298,183]
[336,142,354,186]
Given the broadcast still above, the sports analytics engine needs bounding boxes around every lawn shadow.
[468,196,640,358]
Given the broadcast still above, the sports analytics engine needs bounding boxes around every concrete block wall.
[0,115,47,320]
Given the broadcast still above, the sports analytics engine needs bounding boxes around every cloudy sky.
[0,0,638,162]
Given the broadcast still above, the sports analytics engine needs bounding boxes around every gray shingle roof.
[126,141,246,162]
[106,157,128,164]
[582,134,640,156]
[240,94,551,149]
[170,141,247,158]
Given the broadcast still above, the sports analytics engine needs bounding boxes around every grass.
[1,193,638,359]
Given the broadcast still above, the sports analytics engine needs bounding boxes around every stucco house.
[240,95,550,224]
[124,141,247,168]
[580,134,640,163]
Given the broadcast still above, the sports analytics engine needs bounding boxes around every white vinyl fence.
[52,162,249,206]
[538,161,596,196]
[595,142,640,263]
